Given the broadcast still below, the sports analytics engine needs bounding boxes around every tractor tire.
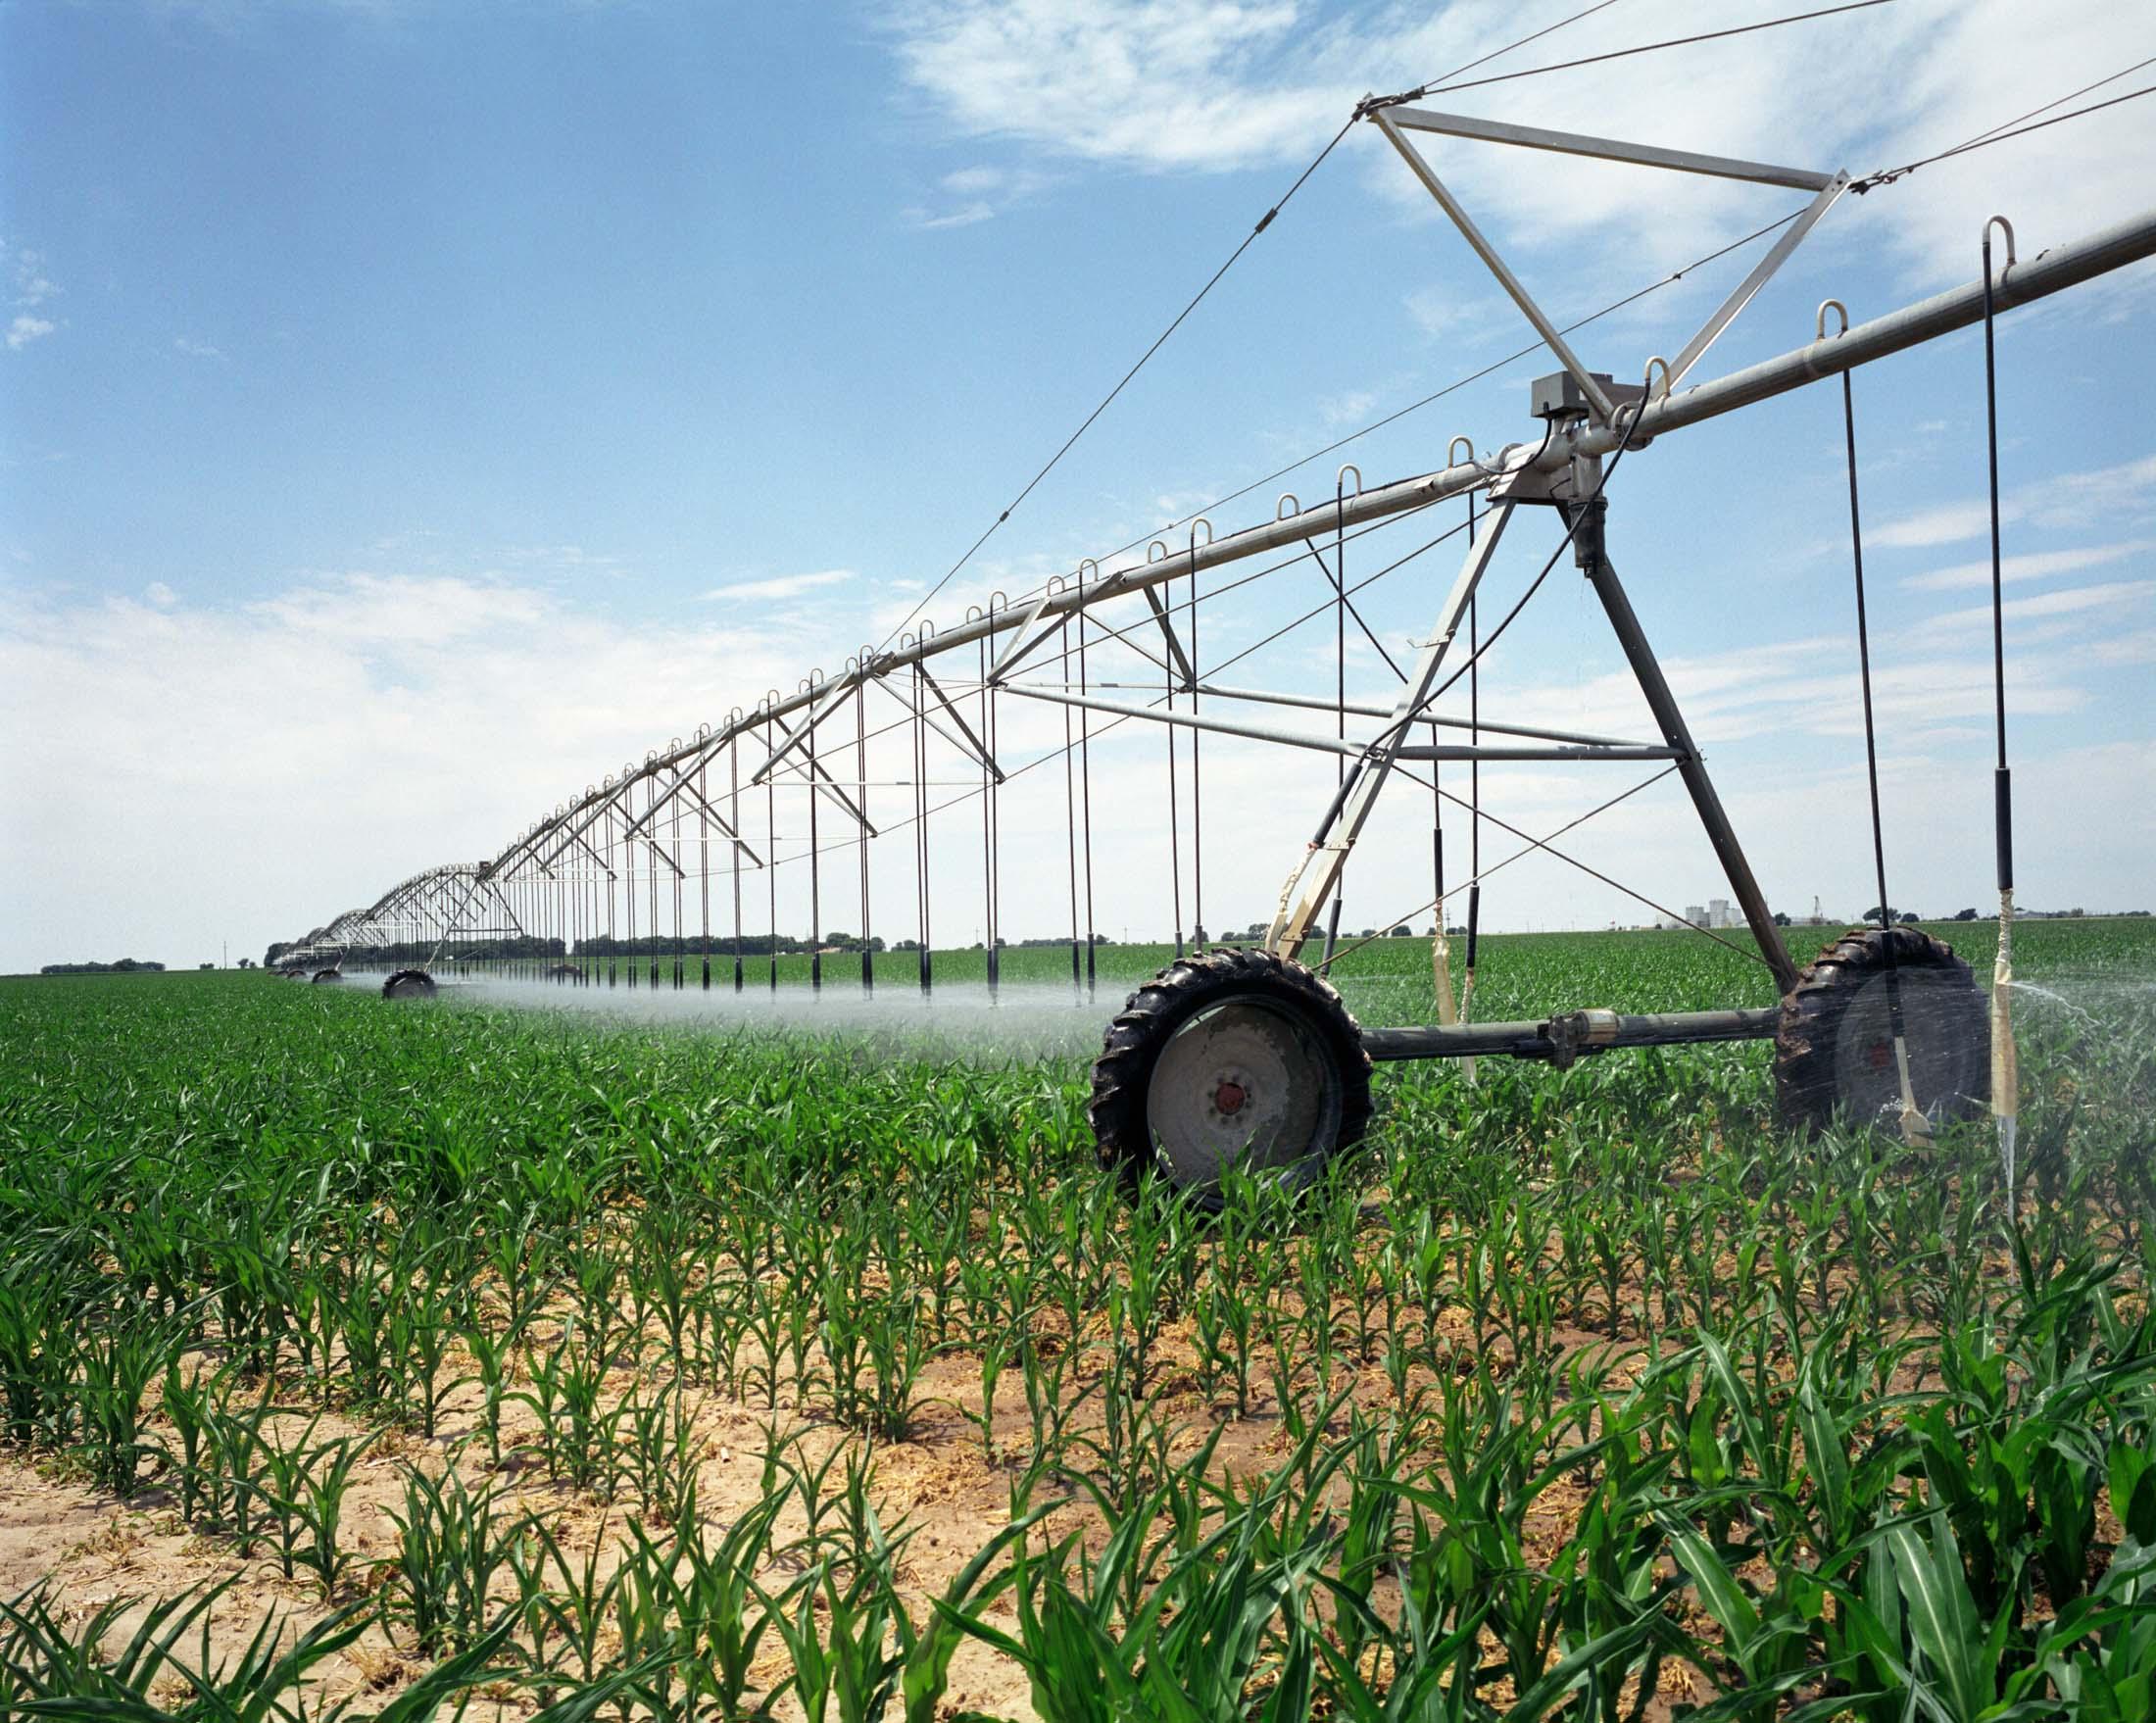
[1091,947,1370,1201]
[311,968,343,984]
[381,968,439,1000]
[1774,926,1988,1132]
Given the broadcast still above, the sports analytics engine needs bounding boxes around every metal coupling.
[1541,1008,1621,1068]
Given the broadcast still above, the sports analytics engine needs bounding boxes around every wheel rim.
[1831,969,1984,1125]
[1146,992,1343,1190]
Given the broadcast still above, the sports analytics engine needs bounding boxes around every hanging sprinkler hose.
[1827,297,1931,1147]
[1983,217,2021,1219]
[1841,345,1928,1144]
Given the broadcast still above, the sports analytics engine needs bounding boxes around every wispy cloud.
[5,241,62,351]
[174,336,226,361]
[904,164,1054,230]
[1901,539,2153,593]
[1931,578,2156,633]
[1318,389,1376,427]
[700,568,858,604]
[1874,452,2156,550]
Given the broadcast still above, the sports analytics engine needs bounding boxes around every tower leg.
[1575,495,1797,995]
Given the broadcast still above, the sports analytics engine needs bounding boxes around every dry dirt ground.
[0,1288,1696,1720]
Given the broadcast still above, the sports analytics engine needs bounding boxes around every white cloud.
[883,1,2156,288]
[7,316,55,351]
[174,337,226,360]
[911,201,999,231]
[1870,499,1998,550]
[0,570,803,972]
[700,568,858,604]
[11,249,56,308]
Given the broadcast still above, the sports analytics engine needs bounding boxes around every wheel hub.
[1147,996,1339,1189]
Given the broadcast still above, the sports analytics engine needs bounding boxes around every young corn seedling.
[514,1512,632,1691]
[0,1274,79,1454]
[861,1284,937,1444]
[290,1428,374,1600]
[667,1488,796,1718]
[617,1374,706,1524]
[72,1312,173,1499]
[248,1406,326,1581]
[205,1380,283,1558]
[384,1462,531,1656]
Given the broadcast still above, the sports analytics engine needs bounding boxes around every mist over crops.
[2,916,2153,1719]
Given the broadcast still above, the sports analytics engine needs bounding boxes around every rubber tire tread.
[381,968,439,1000]
[1090,947,1371,1192]
[1773,925,1987,1130]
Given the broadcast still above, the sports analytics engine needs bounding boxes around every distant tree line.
[40,959,166,974]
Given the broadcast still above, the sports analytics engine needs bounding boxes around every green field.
[3,919,2153,1719]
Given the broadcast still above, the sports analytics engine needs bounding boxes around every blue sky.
[3,0,2152,972]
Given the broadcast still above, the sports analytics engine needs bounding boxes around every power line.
[1399,0,1894,101]
[1949,52,2156,154]
[1853,79,2156,192]
[1409,0,1632,96]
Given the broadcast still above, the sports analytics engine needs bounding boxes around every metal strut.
[1571,494,1799,995]
[1266,500,1517,958]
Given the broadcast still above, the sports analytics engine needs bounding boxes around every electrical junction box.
[1530,369,1646,422]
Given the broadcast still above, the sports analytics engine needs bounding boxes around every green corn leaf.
[1887,1519,1994,1723]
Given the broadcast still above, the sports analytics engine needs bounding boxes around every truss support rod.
[987,589,1057,682]
[1381,108,1834,192]
[1399,743,1680,763]
[763,712,882,832]
[533,790,629,876]
[615,767,688,848]
[1267,502,1517,959]
[661,762,763,867]
[914,663,1005,783]
[751,673,858,785]
[639,827,687,882]
[1371,107,1616,422]
[1665,172,1848,387]
[1576,496,1797,995]
[869,673,999,783]
[564,827,617,883]
[1141,585,1198,689]
[1006,685,1366,758]
[1189,681,1647,748]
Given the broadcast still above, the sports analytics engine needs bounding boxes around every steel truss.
[275,95,2156,1042]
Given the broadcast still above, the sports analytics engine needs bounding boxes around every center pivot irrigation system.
[278,85,2156,1198]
